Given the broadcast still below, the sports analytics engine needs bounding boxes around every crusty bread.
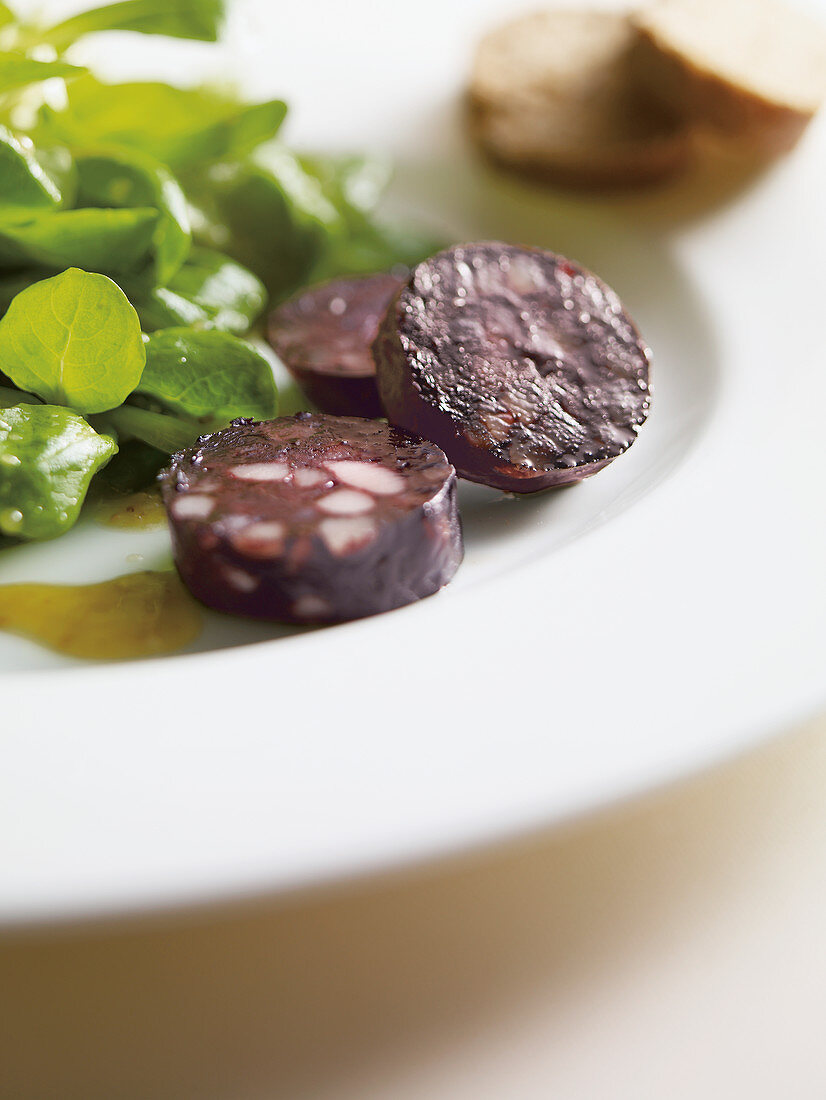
[632,0,826,153]
[467,10,693,188]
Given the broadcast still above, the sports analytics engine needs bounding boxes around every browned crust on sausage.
[373,243,651,493]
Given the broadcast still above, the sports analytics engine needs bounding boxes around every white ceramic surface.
[1,0,825,924]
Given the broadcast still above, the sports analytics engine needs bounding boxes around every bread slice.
[632,0,826,154]
[467,10,693,188]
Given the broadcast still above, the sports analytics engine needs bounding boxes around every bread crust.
[467,94,692,189]
[467,10,693,189]
[632,0,826,154]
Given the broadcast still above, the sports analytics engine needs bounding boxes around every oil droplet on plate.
[93,488,168,530]
[0,571,202,660]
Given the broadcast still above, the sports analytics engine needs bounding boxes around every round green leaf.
[189,150,338,302]
[126,247,266,334]
[0,382,39,408]
[0,403,116,539]
[75,147,191,282]
[138,327,278,422]
[0,268,146,413]
[0,207,159,276]
[0,52,86,95]
[0,126,65,211]
[40,0,225,51]
[38,76,286,170]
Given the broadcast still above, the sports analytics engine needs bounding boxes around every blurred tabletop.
[3,715,826,1099]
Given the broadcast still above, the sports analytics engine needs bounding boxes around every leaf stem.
[92,404,198,453]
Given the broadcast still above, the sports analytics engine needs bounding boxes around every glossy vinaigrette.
[0,571,202,660]
[92,488,168,530]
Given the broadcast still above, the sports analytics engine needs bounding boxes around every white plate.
[2,0,825,925]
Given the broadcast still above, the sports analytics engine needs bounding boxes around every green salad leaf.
[138,328,278,422]
[0,125,68,211]
[188,147,339,301]
[0,268,145,412]
[0,0,442,554]
[40,0,224,51]
[300,152,445,282]
[125,282,203,331]
[188,146,445,298]
[0,268,48,315]
[127,246,266,333]
[95,437,165,492]
[0,52,86,95]
[30,143,77,205]
[75,147,190,282]
[160,246,266,329]
[313,216,446,283]
[0,206,159,275]
[0,403,116,539]
[300,152,393,218]
[0,382,38,407]
[39,76,287,169]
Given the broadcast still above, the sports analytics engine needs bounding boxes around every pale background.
[3,716,826,1098]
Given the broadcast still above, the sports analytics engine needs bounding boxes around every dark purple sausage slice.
[159,413,463,623]
[267,274,403,417]
[373,242,651,492]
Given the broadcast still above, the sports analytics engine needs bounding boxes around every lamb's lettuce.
[0,0,445,551]
[0,268,145,412]
[39,0,224,51]
[313,216,445,283]
[95,438,165,493]
[0,382,38,407]
[75,147,190,281]
[188,146,445,300]
[299,152,393,219]
[137,328,278,422]
[0,268,48,316]
[0,52,85,95]
[0,206,160,275]
[0,403,116,539]
[186,146,339,302]
[38,76,287,169]
[126,246,266,333]
[301,151,445,281]
[0,125,67,211]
